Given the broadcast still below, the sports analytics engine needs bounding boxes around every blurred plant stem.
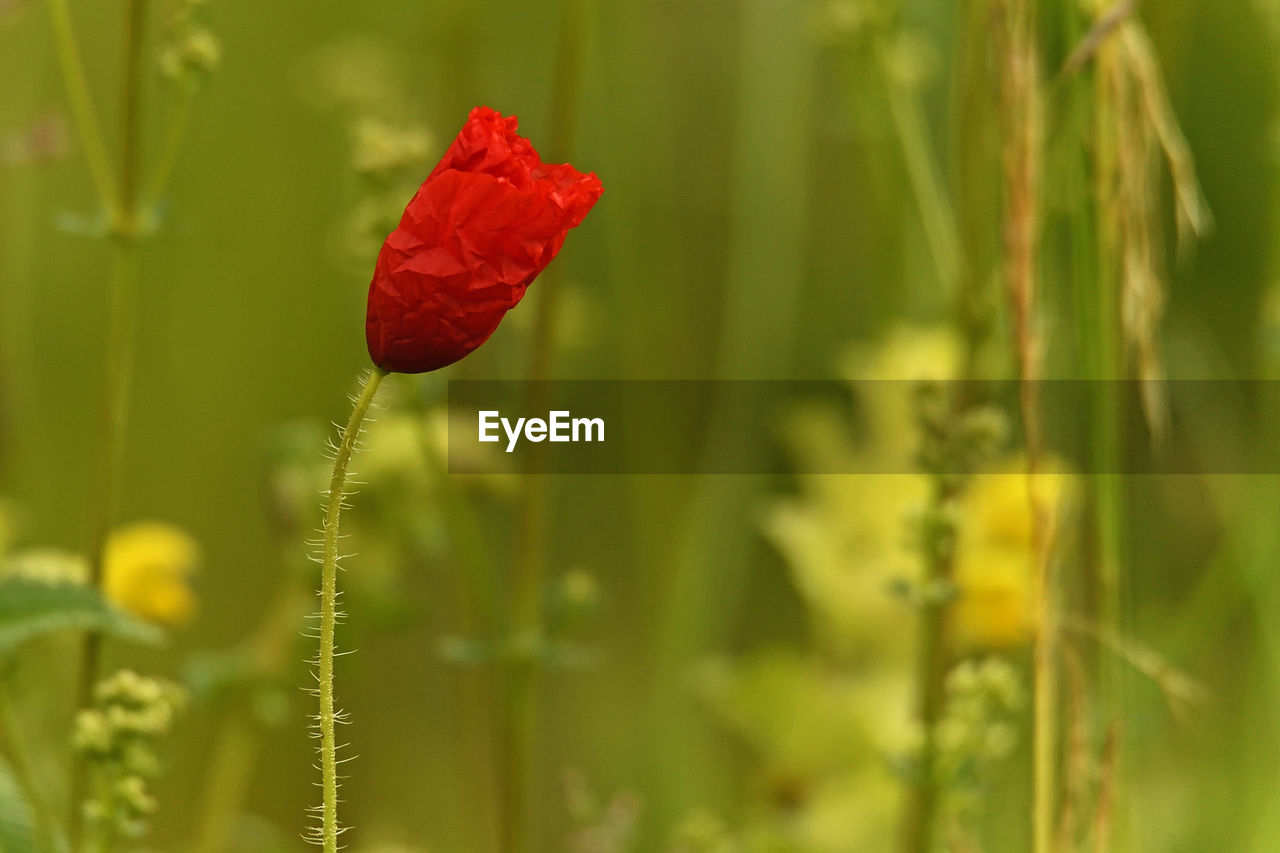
[898,2,997,847]
[0,674,62,853]
[146,90,195,207]
[45,0,119,220]
[1078,4,1130,845]
[315,368,385,853]
[115,0,148,237]
[407,383,502,852]
[68,0,150,841]
[878,44,960,295]
[991,0,1053,851]
[76,239,140,704]
[649,0,811,827]
[191,579,313,853]
[503,0,588,850]
[191,718,255,853]
[901,478,957,853]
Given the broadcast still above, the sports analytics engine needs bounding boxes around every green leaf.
[0,759,35,853]
[0,579,163,656]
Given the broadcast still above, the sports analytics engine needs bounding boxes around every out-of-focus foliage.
[0,0,1277,850]
[0,759,36,853]
[0,578,162,655]
[74,669,186,841]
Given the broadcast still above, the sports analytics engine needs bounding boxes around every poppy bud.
[365,106,603,374]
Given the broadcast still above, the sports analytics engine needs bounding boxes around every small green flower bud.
[350,118,433,182]
[120,740,161,778]
[115,775,157,818]
[72,709,112,756]
[560,569,600,611]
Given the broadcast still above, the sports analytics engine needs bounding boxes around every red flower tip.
[365,105,603,374]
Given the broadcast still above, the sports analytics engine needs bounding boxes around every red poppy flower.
[365,106,603,374]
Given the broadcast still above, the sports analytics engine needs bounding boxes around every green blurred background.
[2,0,1279,850]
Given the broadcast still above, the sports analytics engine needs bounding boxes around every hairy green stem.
[314,368,385,853]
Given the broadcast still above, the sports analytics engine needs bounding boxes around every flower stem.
[902,479,958,853]
[70,239,140,842]
[86,775,118,853]
[315,368,385,853]
[0,676,62,853]
[69,0,150,837]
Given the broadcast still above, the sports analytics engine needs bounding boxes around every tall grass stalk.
[879,42,961,296]
[650,1,812,824]
[192,575,314,853]
[1054,4,1128,843]
[501,2,590,850]
[411,386,502,852]
[990,1,1054,850]
[1084,13,1129,847]
[1071,7,1209,845]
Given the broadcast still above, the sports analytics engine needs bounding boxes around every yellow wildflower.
[951,459,1076,651]
[965,460,1075,550]
[104,522,200,628]
[951,545,1035,651]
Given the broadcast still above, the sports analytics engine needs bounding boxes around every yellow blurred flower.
[104,522,200,628]
[951,459,1076,652]
[951,546,1035,651]
[964,459,1075,550]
